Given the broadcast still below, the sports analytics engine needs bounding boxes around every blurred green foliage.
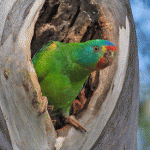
[138,99,150,149]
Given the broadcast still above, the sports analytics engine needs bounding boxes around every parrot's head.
[74,39,117,71]
[95,44,117,70]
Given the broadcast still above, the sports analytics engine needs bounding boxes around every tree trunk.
[0,0,139,149]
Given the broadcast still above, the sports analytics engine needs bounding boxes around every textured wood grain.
[0,0,139,149]
[0,0,57,149]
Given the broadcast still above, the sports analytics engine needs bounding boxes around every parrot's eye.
[93,46,99,52]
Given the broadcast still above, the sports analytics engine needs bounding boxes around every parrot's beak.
[96,46,117,70]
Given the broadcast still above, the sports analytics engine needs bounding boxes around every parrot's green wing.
[32,40,117,117]
[32,41,90,116]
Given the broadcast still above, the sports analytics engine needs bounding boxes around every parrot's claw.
[65,115,87,132]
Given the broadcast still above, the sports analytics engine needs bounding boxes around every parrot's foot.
[65,115,86,132]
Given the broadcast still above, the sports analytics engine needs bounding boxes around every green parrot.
[32,39,117,131]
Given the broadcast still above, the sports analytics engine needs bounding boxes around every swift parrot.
[32,39,117,131]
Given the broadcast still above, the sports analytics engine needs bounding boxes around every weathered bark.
[0,0,57,149]
[0,0,139,149]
